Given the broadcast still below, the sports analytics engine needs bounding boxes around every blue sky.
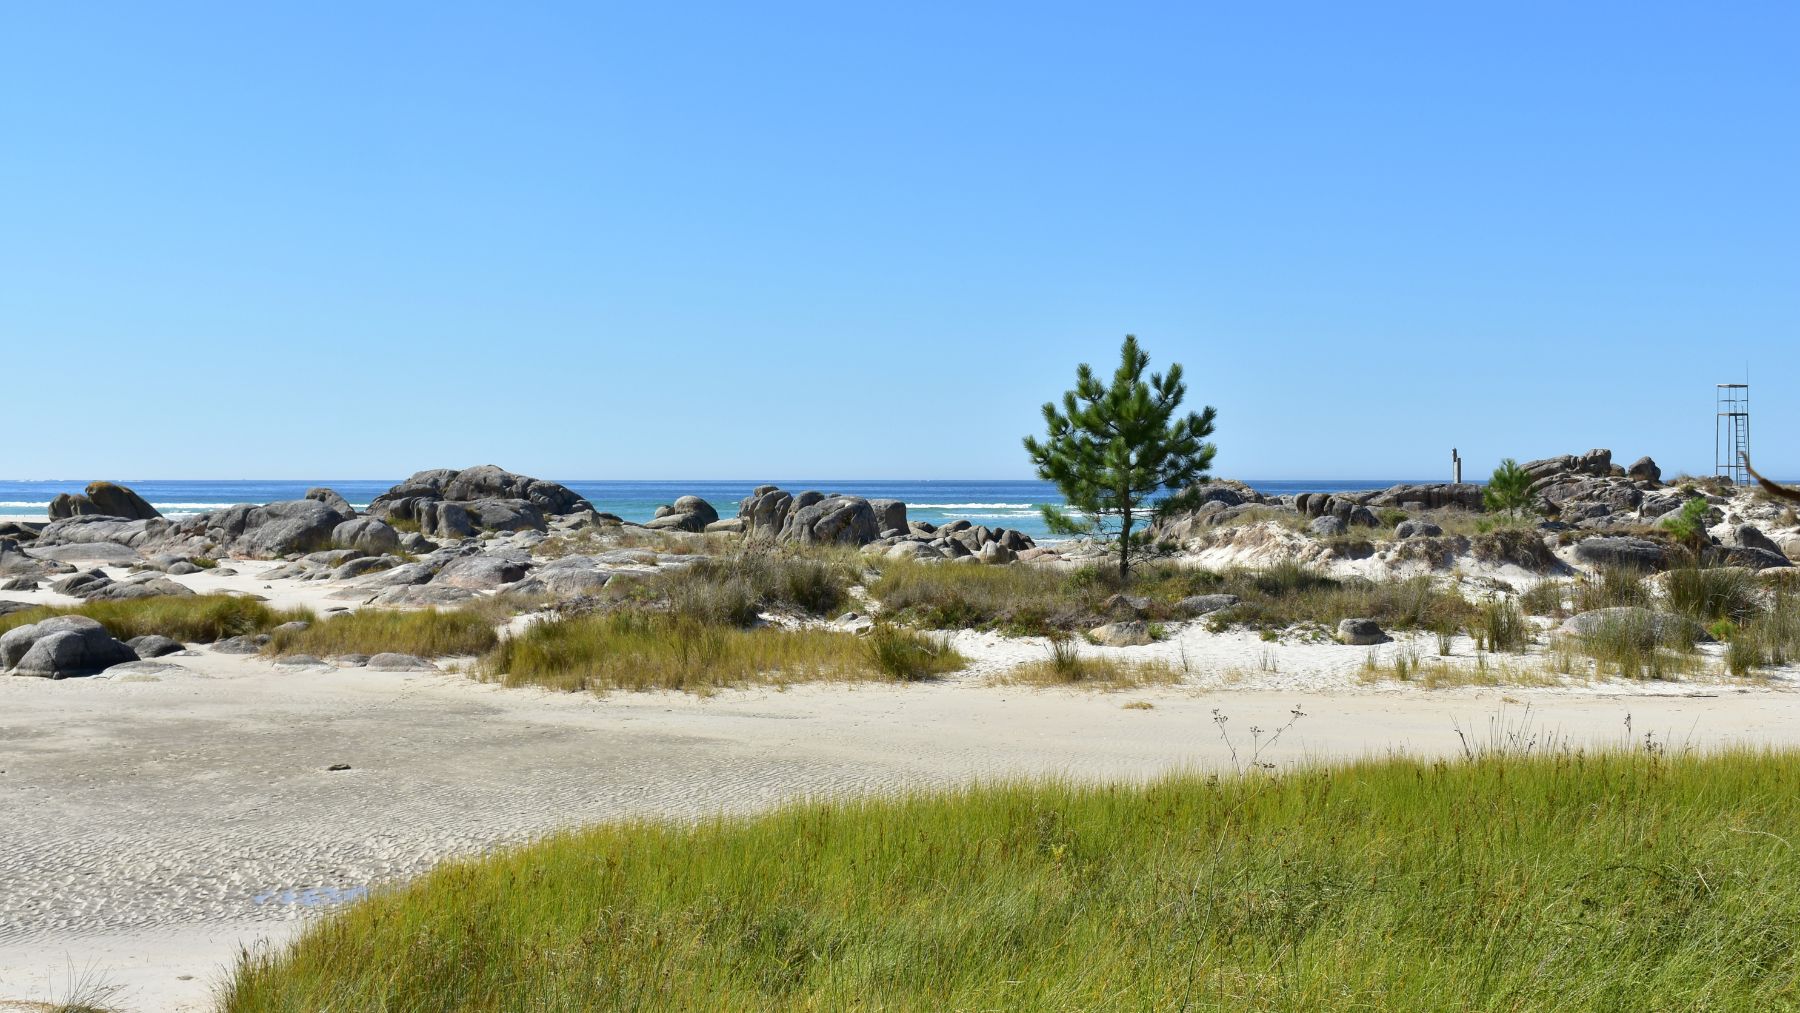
[3,3,1795,480]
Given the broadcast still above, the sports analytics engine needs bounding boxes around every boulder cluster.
[366,465,594,540]
[736,486,1038,563]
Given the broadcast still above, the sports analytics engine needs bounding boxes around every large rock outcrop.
[644,496,720,533]
[46,481,161,521]
[365,466,589,538]
[2,615,137,678]
[739,487,881,545]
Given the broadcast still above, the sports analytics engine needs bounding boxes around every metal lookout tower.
[1716,383,1750,485]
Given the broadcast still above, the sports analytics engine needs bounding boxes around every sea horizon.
[0,477,1450,540]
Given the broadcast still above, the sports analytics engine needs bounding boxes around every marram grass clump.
[481,611,964,693]
[268,607,500,659]
[224,748,1800,1011]
[0,593,312,642]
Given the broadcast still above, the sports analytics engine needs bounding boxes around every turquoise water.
[0,478,1437,541]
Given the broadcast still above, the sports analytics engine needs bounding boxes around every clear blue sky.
[3,2,1795,481]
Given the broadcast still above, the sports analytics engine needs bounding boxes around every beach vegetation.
[268,607,501,658]
[222,748,1800,1011]
[1023,334,1217,581]
[479,611,962,694]
[0,593,312,643]
[1481,457,1537,517]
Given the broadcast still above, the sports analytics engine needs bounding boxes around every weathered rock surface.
[306,487,356,517]
[1337,618,1389,645]
[367,652,438,671]
[433,553,531,590]
[200,499,352,557]
[1177,593,1240,617]
[333,517,400,554]
[3,616,136,677]
[126,635,185,658]
[1573,536,1667,571]
[644,496,720,533]
[367,466,590,534]
[1090,620,1152,647]
[47,481,161,521]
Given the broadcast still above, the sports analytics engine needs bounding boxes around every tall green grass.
[0,594,312,642]
[481,611,963,693]
[621,549,865,625]
[224,749,1800,1011]
[268,607,500,658]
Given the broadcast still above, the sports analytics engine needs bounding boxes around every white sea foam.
[906,502,1037,510]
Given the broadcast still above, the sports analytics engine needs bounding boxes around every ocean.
[0,478,1438,542]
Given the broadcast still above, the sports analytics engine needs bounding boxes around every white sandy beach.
[5,588,1799,1011]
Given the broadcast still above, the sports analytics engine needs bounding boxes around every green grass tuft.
[268,607,500,658]
[223,749,1800,1011]
[0,594,312,643]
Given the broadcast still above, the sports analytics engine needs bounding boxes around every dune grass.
[223,748,1800,1011]
[267,607,500,658]
[998,637,1181,689]
[617,547,866,624]
[0,593,312,642]
[869,557,1478,639]
[480,611,963,693]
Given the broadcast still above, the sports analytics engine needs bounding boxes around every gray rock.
[1347,506,1381,528]
[644,496,720,533]
[306,487,357,517]
[334,654,371,667]
[1715,546,1792,571]
[885,541,943,561]
[1394,520,1444,540]
[1309,516,1347,537]
[332,556,400,580]
[211,635,270,654]
[434,553,531,589]
[1730,525,1782,555]
[82,577,195,602]
[1177,593,1240,617]
[1090,620,1152,647]
[399,532,438,553]
[47,481,161,521]
[127,635,185,658]
[27,540,146,565]
[272,620,312,635]
[1627,456,1661,484]
[1573,536,1667,571]
[165,561,202,575]
[51,571,110,596]
[783,495,881,546]
[367,652,437,671]
[203,499,351,557]
[868,499,908,535]
[703,517,745,534]
[1337,618,1389,645]
[463,498,546,533]
[333,517,401,554]
[357,562,437,587]
[510,556,613,597]
[0,576,37,591]
[976,541,1016,565]
[15,629,135,678]
[371,584,478,607]
[3,615,110,669]
[272,654,328,669]
[425,502,477,539]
